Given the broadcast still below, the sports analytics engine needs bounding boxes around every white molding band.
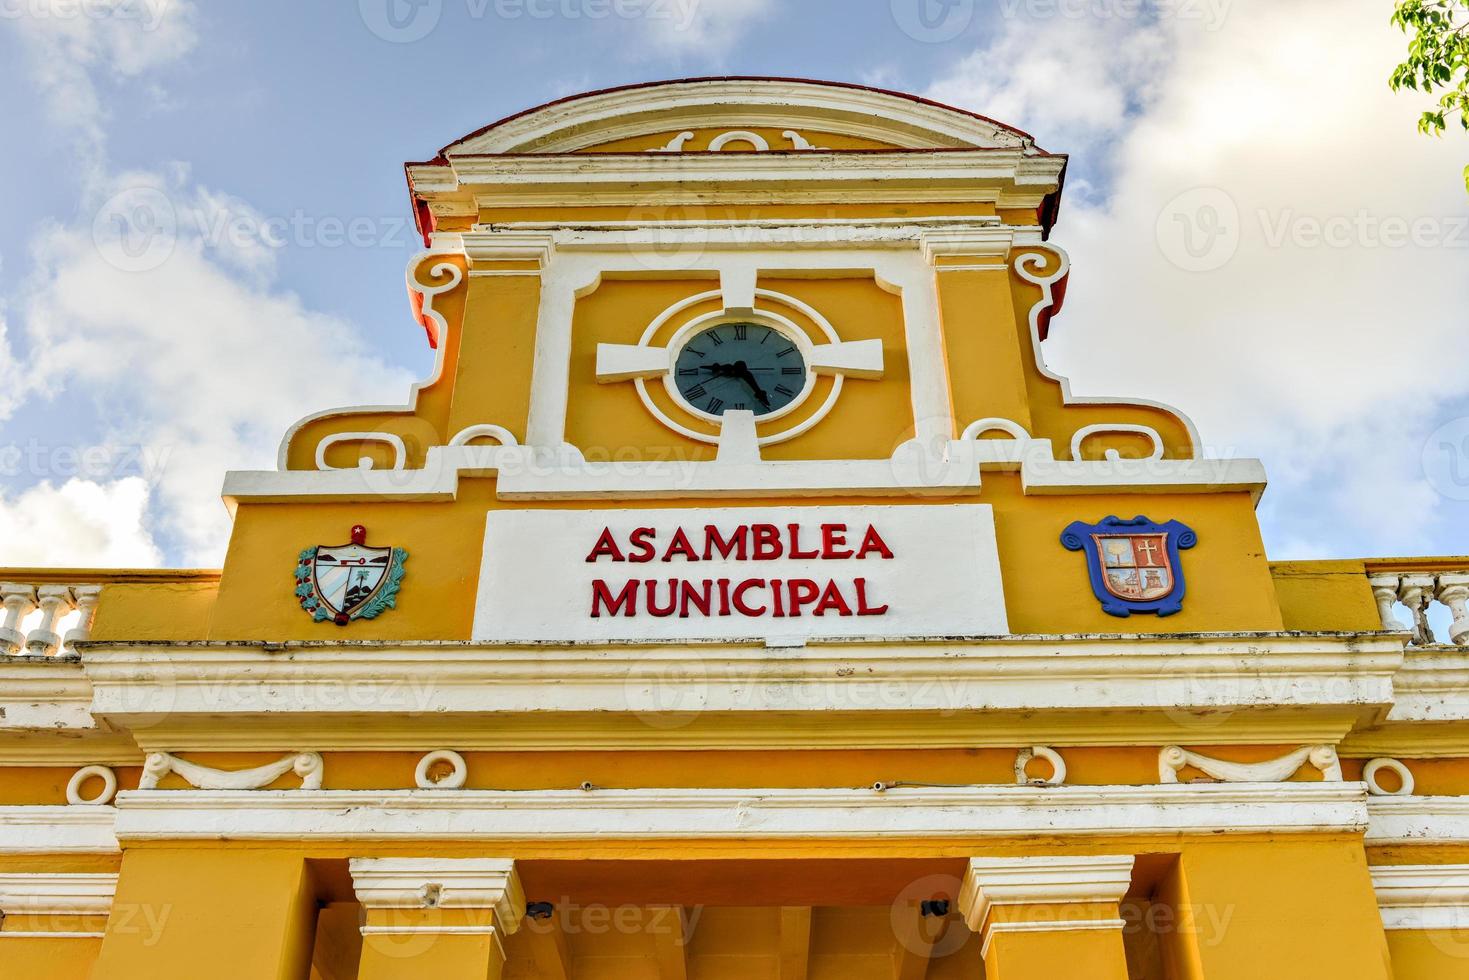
[1370,865,1469,931]
[108,784,1367,843]
[0,873,118,928]
[958,855,1134,958]
[351,857,524,918]
[0,807,119,854]
[1368,797,1469,845]
[78,633,1401,752]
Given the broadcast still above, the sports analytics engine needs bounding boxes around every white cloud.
[0,478,162,567]
[643,0,774,54]
[7,0,197,171]
[17,182,413,565]
[926,0,1469,556]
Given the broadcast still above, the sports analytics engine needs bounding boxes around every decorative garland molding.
[1159,745,1342,784]
[139,751,324,791]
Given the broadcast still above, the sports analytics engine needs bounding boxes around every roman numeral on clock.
[686,384,707,399]
[733,324,748,340]
[708,330,725,347]
[776,345,797,358]
[678,368,699,377]
[782,366,802,376]
[774,384,795,397]
[706,398,725,414]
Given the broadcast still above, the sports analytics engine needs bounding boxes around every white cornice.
[110,783,1366,843]
[1342,649,1469,756]
[0,873,118,917]
[1371,865,1469,930]
[0,657,95,730]
[958,855,1134,955]
[1367,796,1469,845]
[0,806,119,854]
[77,633,1401,751]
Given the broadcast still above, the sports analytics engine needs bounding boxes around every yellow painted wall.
[1385,929,1469,978]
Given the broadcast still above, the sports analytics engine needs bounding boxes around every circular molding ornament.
[1015,746,1067,787]
[66,765,118,806]
[1364,758,1415,797]
[415,750,468,790]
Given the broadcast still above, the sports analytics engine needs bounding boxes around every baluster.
[1398,575,1438,646]
[64,586,102,651]
[1369,574,1407,632]
[1437,575,1469,648]
[24,586,76,656]
[0,584,38,656]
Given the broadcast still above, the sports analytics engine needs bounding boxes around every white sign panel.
[473,505,1008,642]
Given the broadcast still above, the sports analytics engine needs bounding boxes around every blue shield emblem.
[295,525,408,626]
[1062,516,1197,618]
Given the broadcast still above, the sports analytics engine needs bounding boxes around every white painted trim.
[1159,745,1341,784]
[442,80,1037,155]
[139,751,323,791]
[78,633,1402,751]
[0,807,118,854]
[66,766,118,806]
[350,859,523,925]
[808,340,884,380]
[0,931,107,939]
[110,784,1367,843]
[595,344,670,383]
[1013,246,1205,461]
[980,919,1127,958]
[0,873,117,917]
[415,750,468,790]
[1343,649,1469,756]
[1371,865,1469,930]
[959,855,1134,957]
[1070,424,1164,463]
[314,432,407,472]
[1020,456,1268,502]
[448,425,518,448]
[1368,797,1469,844]
[273,248,464,473]
[707,130,770,152]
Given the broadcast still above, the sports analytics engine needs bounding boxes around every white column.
[25,586,76,656]
[1369,574,1407,632]
[1436,575,1469,647]
[0,584,38,655]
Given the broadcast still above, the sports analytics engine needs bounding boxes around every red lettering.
[662,528,699,563]
[732,580,768,616]
[704,525,748,561]
[788,524,820,559]
[717,578,732,616]
[586,528,625,563]
[821,523,853,560]
[787,579,821,616]
[645,579,678,617]
[680,580,713,618]
[752,524,782,560]
[591,579,638,617]
[855,578,889,616]
[771,578,786,616]
[813,580,853,617]
[855,525,895,560]
[628,527,657,564]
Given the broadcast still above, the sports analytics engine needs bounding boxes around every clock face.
[672,323,808,418]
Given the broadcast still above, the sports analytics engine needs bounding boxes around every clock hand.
[733,361,771,409]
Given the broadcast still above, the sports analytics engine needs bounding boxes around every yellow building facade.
[1,77,1465,979]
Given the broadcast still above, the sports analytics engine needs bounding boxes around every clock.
[671,322,809,420]
[595,287,885,447]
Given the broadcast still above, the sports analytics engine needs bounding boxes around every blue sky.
[1,0,1467,567]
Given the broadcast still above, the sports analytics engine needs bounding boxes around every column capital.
[958,855,1134,949]
[349,858,524,935]
[0,872,118,917]
[919,227,1016,266]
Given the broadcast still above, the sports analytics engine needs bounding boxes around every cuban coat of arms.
[295,525,408,625]
[1061,516,1197,618]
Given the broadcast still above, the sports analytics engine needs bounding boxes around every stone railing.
[1370,570,1469,648]
[0,584,101,657]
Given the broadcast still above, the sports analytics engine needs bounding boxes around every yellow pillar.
[1372,863,1469,980]
[0,871,115,979]
[958,855,1133,980]
[92,849,317,979]
[1164,840,1393,980]
[351,858,524,980]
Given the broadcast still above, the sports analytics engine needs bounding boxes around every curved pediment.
[440,77,1047,156]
